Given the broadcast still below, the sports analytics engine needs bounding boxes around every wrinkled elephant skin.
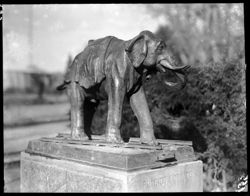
[57,30,190,145]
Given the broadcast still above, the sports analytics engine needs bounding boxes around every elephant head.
[125,30,190,89]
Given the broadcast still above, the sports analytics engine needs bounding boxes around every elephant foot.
[71,128,89,140]
[140,133,159,146]
[105,127,124,144]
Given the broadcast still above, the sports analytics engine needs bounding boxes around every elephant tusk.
[160,60,190,71]
[156,64,166,73]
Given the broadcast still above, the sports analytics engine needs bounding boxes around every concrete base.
[20,152,203,192]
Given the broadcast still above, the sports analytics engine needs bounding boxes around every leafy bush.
[142,60,246,191]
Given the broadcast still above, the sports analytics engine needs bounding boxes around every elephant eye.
[157,42,165,51]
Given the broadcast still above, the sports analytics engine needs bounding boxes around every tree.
[147,4,244,67]
[144,4,246,191]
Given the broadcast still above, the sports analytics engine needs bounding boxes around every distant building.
[3,70,64,93]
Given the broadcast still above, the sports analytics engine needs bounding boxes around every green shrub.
[143,60,246,191]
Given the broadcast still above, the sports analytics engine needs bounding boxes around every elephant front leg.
[68,82,88,140]
[106,79,125,143]
[130,87,158,145]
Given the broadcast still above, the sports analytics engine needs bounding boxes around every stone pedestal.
[20,135,203,192]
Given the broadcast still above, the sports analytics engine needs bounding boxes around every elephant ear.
[125,34,147,68]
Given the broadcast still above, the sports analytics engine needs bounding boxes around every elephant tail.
[56,81,71,91]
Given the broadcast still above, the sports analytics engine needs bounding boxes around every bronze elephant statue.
[57,30,190,145]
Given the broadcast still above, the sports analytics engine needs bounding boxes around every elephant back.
[65,36,115,89]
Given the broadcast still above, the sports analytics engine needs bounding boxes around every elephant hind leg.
[83,99,99,140]
[68,82,88,140]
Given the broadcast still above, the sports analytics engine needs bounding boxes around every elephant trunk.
[159,59,189,90]
[163,71,187,90]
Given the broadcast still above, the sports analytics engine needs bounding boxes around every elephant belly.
[82,79,108,101]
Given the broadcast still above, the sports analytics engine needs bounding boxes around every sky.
[3,4,167,73]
